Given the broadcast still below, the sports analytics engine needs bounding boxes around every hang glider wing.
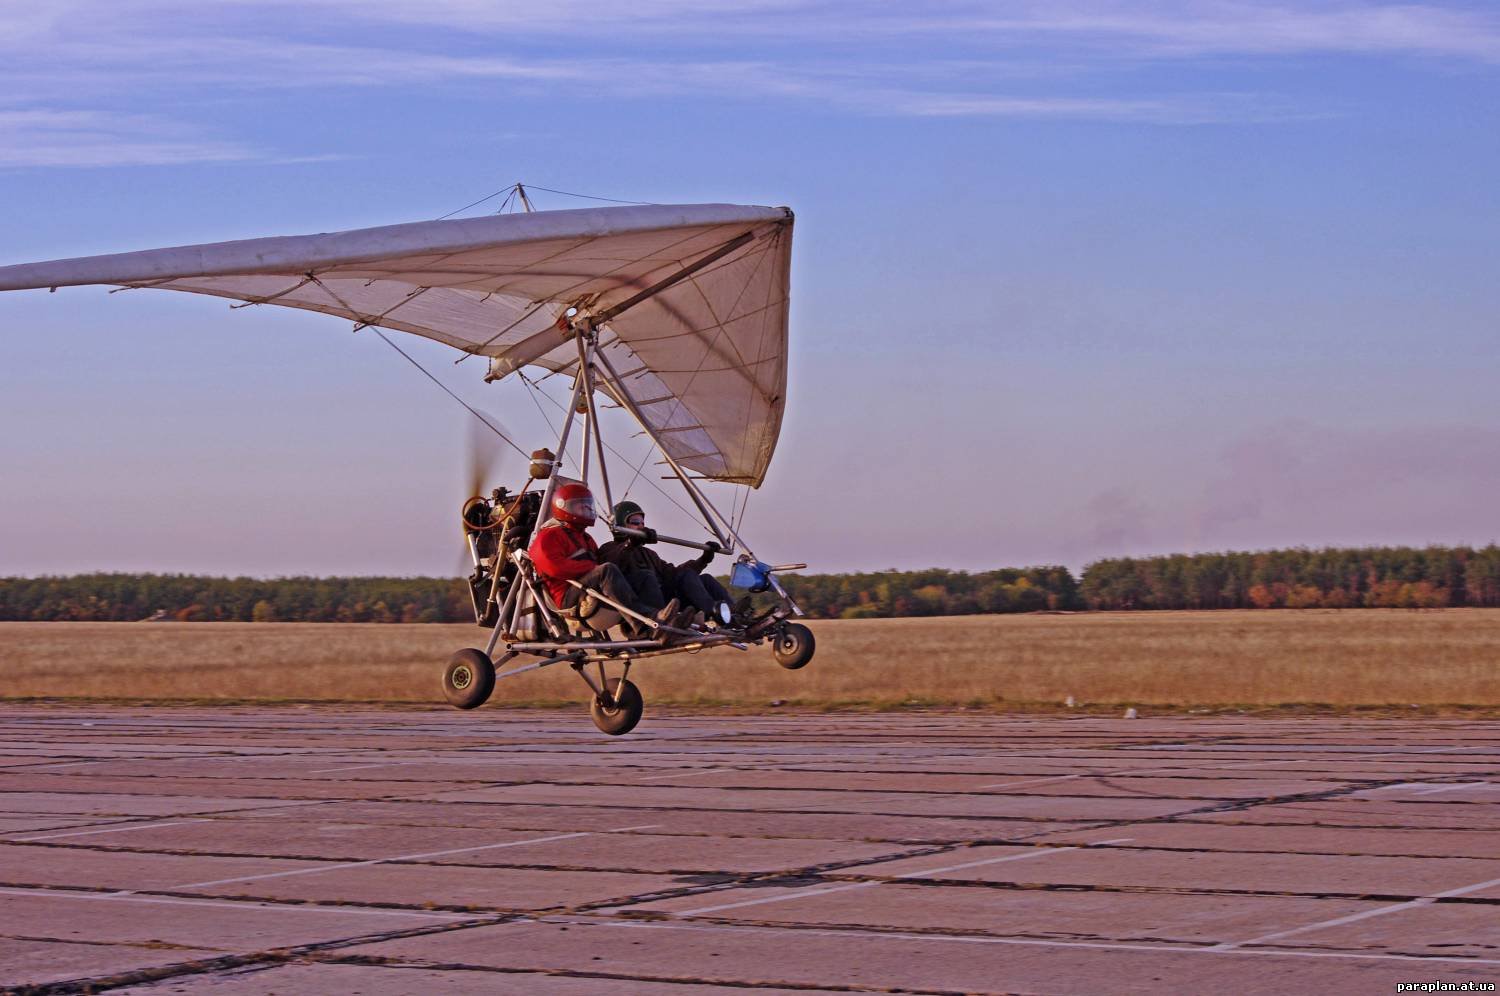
[0,203,794,486]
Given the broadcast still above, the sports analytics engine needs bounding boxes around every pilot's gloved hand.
[702,540,721,557]
[640,527,659,544]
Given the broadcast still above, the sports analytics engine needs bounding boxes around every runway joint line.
[9,819,211,843]
[671,838,1135,917]
[1211,872,1500,951]
[169,824,661,890]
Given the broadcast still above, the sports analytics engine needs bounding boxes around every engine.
[462,487,543,626]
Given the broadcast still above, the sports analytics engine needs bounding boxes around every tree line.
[1079,545,1500,610]
[2,545,1498,621]
[777,567,1081,618]
[0,574,474,624]
[0,567,1081,622]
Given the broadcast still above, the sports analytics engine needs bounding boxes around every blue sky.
[2,1,1498,576]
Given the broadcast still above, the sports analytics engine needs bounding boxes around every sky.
[1,0,1498,577]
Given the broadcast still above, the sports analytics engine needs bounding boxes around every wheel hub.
[452,666,472,690]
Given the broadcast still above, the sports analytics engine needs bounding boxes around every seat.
[511,551,627,639]
[541,587,625,639]
[515,487,630,639]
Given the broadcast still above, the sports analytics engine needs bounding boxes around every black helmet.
[611,500,645,539]
[612,500,644,526]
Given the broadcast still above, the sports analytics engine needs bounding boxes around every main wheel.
[589,677,644,736]
[773,623,816,670]
[443,649,495,710]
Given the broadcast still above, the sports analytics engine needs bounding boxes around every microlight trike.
[0,197,815,734]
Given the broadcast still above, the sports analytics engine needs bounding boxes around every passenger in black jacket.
[599,500,732,625]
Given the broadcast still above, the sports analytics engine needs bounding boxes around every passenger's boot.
[731,595,754,626]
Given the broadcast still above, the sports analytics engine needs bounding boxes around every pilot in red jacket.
[528,482,677,626]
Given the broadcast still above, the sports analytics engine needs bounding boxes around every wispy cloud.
[3,1,1498,166]
[215,0,1500,63]
[947,2,1500,62]
[868,89,1319,124]
[0,39,1320,129]
[0,109,259,168]
[237,0,1500,62]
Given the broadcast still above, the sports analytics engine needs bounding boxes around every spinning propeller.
[458,409,515,574]
[466,409,513,504]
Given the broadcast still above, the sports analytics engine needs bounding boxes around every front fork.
[572,658,631,706]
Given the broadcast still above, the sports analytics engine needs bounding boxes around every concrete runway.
[3,705,1500,993]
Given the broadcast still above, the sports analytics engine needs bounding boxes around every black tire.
[443,649,495,710]
[590,677,644,736]
[773,623,816,670]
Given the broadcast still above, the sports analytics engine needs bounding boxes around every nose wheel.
[773,622,816,670]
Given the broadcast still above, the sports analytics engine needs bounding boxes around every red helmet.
[551,482,596,528]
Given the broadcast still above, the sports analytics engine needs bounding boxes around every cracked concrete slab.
[4,705,1500,994]
[847,843,1500,896]
[111,960,852,994]
[0,937,220,989]
[351,916,1500,993]
[627,881,1385,943]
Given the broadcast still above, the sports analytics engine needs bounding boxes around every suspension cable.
[522,369,708,532]
[516,372,579,476]
[436,180,646,222]
[435,186,511,221]
[733,485,752,536]
[372,329,527,459]
[619,436,660,502]
[519,184,651,206]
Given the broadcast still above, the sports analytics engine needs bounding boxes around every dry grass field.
[3,609,1500,711]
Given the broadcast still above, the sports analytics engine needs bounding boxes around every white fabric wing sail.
[0,204,794,486]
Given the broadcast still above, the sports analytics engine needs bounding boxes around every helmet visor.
[560,496,594,522]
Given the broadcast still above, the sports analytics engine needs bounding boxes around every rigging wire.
[522,369,708,532]
[599,333,731,540]
[516,372,579,476]
[436,181,646,221]
[422,179,737,536]
[519,184,651,206]
[456,220,737,369]
[371,328,528,459]
[619,436,660,503]
[435,186,512,221]
[516,372,560,436]
[452,298,551,366]
[728,484,744,535]
[733,485,752,536]
[370,300,711,536]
